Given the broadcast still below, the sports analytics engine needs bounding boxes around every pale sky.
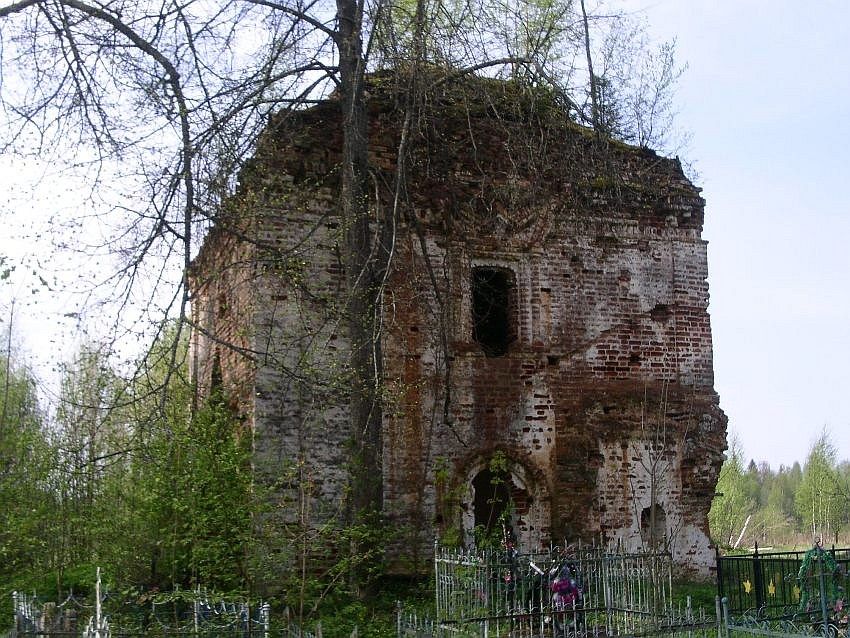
[2,0,849,467]
[630,0,850,467]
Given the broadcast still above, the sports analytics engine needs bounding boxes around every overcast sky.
[629,0,850,467]
[1,0,848,468]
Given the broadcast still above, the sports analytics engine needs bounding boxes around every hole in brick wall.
[547,355,560,366]
[640,503,666,547]
[472,267,516,357]
[650,303,671,322]
[210,350,223,394]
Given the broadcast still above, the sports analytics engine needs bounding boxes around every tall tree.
[796,431,841,543]
[0,341,55,581]
[709,436,756,549]
[53,344,131,574]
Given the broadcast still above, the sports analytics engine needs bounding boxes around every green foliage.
[162,389,253,589]
[0,349,56,582]
[51,344,134,579]
[709,437,756,549]
[307,576,432,638]
[434,457,463,547]
[796,432,842,542]
[711,430,850,550]
[0,324,259,597]
[472,451,515,550]
[123,326,254,590]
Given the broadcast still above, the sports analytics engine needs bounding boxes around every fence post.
[752,543,765,615]
[95,567,102,638]
[262,602,270,638]
[816,549,830,636]
[714,595,722,638]
[714,546,723,602]
[193,596,199,635]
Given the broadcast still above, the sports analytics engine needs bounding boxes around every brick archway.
[459,454,550,549]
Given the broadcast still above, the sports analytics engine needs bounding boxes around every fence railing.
[430,542,686,637]
[12,580,272,637]
[400,599,718,638]
[716,544,850,621]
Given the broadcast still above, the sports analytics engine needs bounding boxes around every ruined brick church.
[190,75,727,575]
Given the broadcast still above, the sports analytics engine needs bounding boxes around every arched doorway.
[461,455,550,549]
[472,467,513,541]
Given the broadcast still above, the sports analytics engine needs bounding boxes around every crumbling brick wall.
[190,75,727,577]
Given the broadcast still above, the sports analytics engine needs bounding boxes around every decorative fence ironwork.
[720,596,845,638]
[716,544,850,623]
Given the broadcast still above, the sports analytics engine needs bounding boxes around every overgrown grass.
[284,576,434,638]
[672,580,718,612]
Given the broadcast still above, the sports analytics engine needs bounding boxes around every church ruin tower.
[189,74,727,576]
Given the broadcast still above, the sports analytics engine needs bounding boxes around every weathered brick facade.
[190,77,727,576]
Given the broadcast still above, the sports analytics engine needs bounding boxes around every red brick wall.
[191,77,727,576]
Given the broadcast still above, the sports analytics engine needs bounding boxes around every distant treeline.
[710,432,850,551]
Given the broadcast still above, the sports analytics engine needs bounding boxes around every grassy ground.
[672,580,718,612]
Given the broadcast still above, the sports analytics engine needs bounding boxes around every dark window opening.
[472,267,515,357]
[472,468,511,538]
[650,303,671,322]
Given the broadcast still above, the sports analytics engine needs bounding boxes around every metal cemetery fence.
[716,543,850,638]
[400,603,718,638]
[717,544,850,622]
[415,542,704,638]
[13,587,272,638]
